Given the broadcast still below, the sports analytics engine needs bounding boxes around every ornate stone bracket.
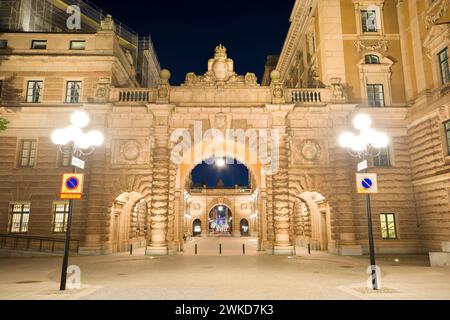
[425,0,449,29]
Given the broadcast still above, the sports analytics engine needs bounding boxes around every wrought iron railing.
[0,234,80,254]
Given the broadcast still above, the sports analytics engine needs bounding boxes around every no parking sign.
[356,173,378,194]
[60,173,84,200]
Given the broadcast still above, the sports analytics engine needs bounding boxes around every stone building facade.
[1,1,450,260]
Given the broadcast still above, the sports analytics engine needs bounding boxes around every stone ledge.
[429,252,450,267]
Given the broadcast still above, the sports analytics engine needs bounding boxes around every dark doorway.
[193,219,202,237]
[240,219,250,237]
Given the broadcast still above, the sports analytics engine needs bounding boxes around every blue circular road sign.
[65,176,80,190]
[362,178,373,189]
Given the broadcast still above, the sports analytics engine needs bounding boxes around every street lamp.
[338,113,389,290]
[51,110,104,291]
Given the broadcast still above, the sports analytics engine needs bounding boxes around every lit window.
[31,40,47,50]
[65,81,82,103]
[361,10,378,32]
[0,40,7,49]
[365,55,380,64]
[9,202,31,233]
[444,120,450,156]
[60,143,73,167]
[438,48,450,85]
[367,84,385,107]
[18,139,37,167]
[373,147,391,167]
[70,40,86,50]
[380,213,398,239]
[52,202,70,233]
[26,80,43,103]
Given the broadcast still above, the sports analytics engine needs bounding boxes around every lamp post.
[338,113,390,290]
[51,110,104,291]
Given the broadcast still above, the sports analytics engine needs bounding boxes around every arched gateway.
[83,44,364,257]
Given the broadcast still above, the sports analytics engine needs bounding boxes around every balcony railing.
[110,88,154,104]
[288,88,334,104]
[0,234,80,254]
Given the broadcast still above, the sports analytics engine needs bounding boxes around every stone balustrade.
[110,88,155,104]
[288,88,332,104]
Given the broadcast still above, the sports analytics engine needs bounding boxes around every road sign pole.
[60,162,76,291]
[364,167,378,290]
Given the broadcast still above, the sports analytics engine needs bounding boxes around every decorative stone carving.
[111,139,150,166]
[157,69,171,103]
[425,0,449,29]
[270,70,285,104]
[329,77,346,102]
[94,77,111,101]
[292,139,328,165]
[354,39,389,53]
[183,45,259,88]
[100,14,116,32]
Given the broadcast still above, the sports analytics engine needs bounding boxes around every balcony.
[287,88,332,104]
[110,88,155,104]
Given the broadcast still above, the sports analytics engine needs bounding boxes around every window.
[444,120,450,156]
[9,202,31,233]
[31,40,47,50]
[18,139,37,167]
[0,40,7,49]
[52,202,70,233]
[373,147,391,167]
[367,84,385,107]
[65,81,82,103]
[380,213,398,239]
[60,143,73,167]
[26,80,43,103]
[70,40,86,50]
[365,55,380,64]
[438,48,450,85]
[0,80,3,99]
[361,10,378,32]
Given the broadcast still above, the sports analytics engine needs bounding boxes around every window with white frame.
[438,48,450,85]
[373,147,391,167]
[26,80,43,103]
[52,202,70,233]
[380,213,398,239]
[9,202,31,233]
[65,81,82,103]
[367,84,385,107]
[18,139,37,167]
[361,10,378,32]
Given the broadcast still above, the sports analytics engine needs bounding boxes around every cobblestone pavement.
[0,237,449,300]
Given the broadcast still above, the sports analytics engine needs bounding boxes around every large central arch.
[173,138,266,251]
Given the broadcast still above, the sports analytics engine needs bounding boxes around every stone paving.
[0,238,449,300]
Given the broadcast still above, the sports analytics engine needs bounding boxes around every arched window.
[365,55,380,64]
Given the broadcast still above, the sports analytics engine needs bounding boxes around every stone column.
[146,104,173,255]
[266,104,295,255]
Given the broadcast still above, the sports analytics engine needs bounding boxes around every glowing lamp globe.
[216,158,226,167]
[353,114,372,131]
[372,132,390,149]
[64,125,82,142]
[350,135,366,152]
[51,129,70,145]
[87,130,104,147]
[70,111,90,128]
[338,132,354,148]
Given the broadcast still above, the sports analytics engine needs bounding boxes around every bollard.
[130,244,133,255]
[219,243,222,255]
[195,244,198,255]
[243,244,246,255]
[308,243,311,255]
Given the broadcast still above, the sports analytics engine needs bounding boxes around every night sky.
[191,159,249,188]
[89,0,295,84]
